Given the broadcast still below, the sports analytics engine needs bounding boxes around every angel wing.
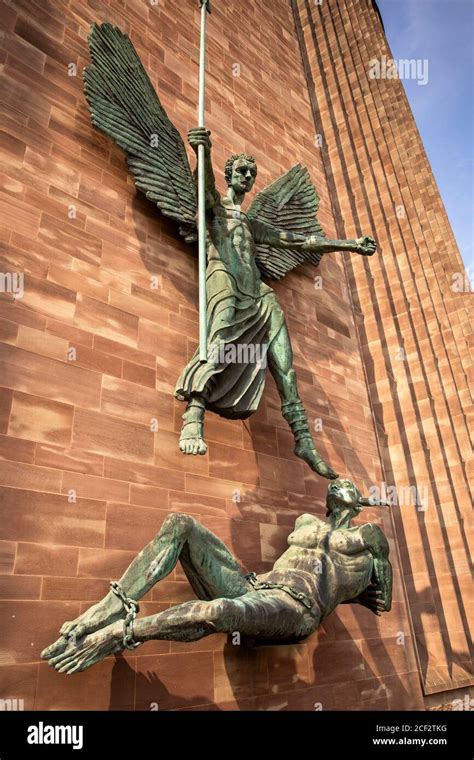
[84,23,197,242]
[247,164,325,280]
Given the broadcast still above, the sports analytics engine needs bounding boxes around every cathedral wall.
[0,0,453,710]
[294,0,472,701]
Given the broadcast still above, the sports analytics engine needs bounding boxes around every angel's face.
[231,158,257,195]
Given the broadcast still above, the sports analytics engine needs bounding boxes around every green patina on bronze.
[83,23,378,479]
[41,479,392,673]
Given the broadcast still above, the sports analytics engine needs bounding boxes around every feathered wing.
[84,23,197,241]
[247,164,325,280]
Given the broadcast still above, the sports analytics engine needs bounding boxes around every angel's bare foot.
[47,621,124,675]
[179,399,207,455]
[40,591,124,661]
[294,439,338,480]
[179,432,208,455]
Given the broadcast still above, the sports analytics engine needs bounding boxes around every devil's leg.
[48,590,318,674]
[42,513,249,660]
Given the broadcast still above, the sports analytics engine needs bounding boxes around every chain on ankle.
[110,581,141,650]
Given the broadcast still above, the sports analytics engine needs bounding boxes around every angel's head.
[224,153,257,195]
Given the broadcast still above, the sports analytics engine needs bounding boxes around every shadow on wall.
[106,617,413,711]
[109,657,221,712]
[132,194,199,307]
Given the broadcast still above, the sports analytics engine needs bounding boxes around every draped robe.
[175,196,285,419]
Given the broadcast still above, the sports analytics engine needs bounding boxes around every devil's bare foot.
[295,440,338,479]
[47,622,124,675]
[40,592,124,661]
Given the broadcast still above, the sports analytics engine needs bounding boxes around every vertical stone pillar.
[292,0,472,698]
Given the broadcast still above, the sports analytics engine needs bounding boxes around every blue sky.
[378,0,473,271]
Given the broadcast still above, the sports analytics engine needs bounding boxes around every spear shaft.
[197,0,211,361]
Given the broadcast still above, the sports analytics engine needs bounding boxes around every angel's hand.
[355,235,377,256]
[188,127,212,155]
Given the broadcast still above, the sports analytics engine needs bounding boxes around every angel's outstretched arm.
[303,233,377,256]
[251,219,376,256]
[188,127,221,211]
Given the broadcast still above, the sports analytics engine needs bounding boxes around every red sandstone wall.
[0,0,435,711]
[293,0,472,701]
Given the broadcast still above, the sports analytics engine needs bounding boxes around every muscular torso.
[207,197,269,299]
[258,513,375,619]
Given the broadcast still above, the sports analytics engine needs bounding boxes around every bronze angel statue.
[84,24,377,480]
